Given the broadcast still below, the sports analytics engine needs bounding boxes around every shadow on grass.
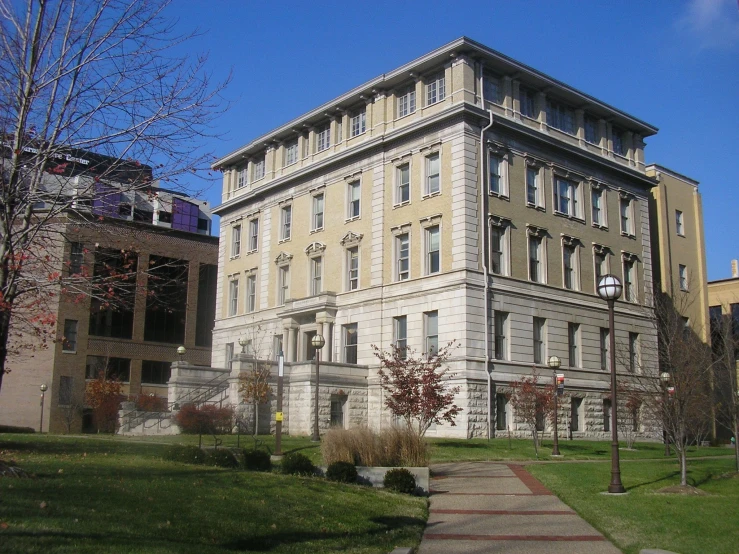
[432,441,490,450]
[221,515,425,551]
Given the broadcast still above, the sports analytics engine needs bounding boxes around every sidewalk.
[418,461,621,554]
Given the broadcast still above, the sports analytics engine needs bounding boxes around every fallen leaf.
[0,522,9,530]
[39,501,47,509]
[58,469,63,474]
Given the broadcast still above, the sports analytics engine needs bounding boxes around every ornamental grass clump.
[321,426,429,467]
[326,461,358,483]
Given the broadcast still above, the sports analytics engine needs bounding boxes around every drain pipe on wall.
[480,107,494,439]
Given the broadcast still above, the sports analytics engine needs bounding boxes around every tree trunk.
[253,401,259,436]
[680,448,687,487]
[734,417,738,473]
[532,428,539,457]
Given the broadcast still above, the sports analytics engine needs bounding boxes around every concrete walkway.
[418,462,621,554]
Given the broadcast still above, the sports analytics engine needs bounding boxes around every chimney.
[732,259,738,278]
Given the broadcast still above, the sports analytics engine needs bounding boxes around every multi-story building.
[211,37,661,439]
[647,165,709,340]
[0,150,218,433]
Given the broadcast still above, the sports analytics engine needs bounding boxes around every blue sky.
[172,0,739,281]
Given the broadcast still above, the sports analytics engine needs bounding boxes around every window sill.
[278,237,291,244]
[62,349,77,354]
[526,202,545,212]
[620,231,636,239]
[310,227,324,234]
[422,191,441,199]
[394,111,416,122]
[393,201,411,209]
[345,215,361,223]
[350,131,366,139]
[246,249,258,255]
[489,191,509,200]
[229,255,240,260]
[592,223,608,231]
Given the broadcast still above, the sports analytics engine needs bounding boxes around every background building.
[209,37,662,439]
[0,150,218,433]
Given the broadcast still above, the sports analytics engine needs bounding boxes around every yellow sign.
[275,412,283,422]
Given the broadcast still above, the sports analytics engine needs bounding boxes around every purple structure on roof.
[172,197,199,233]
[92,183,121,218]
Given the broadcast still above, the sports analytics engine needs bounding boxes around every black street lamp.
[39,384,48,433]
[311,334,326,442]
[275,351,285,456]
[548,355,562,456]
[597,274,626,494]
[660,371,671,456]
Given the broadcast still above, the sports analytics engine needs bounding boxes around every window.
[350,109,366,137]
[490,225,506,275]
[526,167,540,206]
[248,218,259,252]
[158,211,172,224]
[277,265,289,305]
[623,259,636,302]
[396,164,410,204]
[570,398,582,432]
[88,249,136,339]
[519,86,536,118]
[285,141,298,166]
[584,115,599,144]
[237,168,247,189]
[612,127,625,156]
[330,396,347,428]
[397,86,416,117]
[629,333,639,372]
[496,394,508,430]
[675,210,684,236]
[310,256,322,295]
[253,158,265,180]
[600,328,610,370]
[529,235,543,283]
[280,205,292,241]
[141,360,171,385]
[426,72,445,105]
[679,264,688,291]
[225,343,234,366]
[563,244,578,290]
[594,250,607,286]
[489,154,505,195]
[231,224,241,257]
[228,278,239,316]
[62,319,78,352]
[425,311,439,356]
[347,180,361,219]
[246,274,257,313]
[547,99,575,134]
[620,197,633,235]
[483,71,503,104]
[396,233,410,281]
[554,177,580,218]
[344,324,358,364]
[69,242,84,274]
[59,376,73,406]
[533,317,545,364]
[425,153,440,195]
[347,247,359,291]
[142,256,188,345]
[494,311,508,360]
[568,323,579,367]
[312,193,324,231]
[603,399,611,432]
[591,187,604,226]
[425,225,440,274]
[394,316,407,358]
[86,356,130,381]
[316,124,331,152]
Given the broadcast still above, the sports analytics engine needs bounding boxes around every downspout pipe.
[479,72,494,439]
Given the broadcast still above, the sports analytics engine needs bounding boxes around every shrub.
[326,461,358,483]
[205,449,239,468]
[162,445,205,465]
[383,468,416,494]
[281,452,315,476]
[0,425,35,434]
[242,449,271,472]
[321,426,429,467]
[133,394,168,412]
[174,404,234,435]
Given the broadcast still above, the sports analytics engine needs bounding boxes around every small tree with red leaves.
[372,341,461,437]
[84,371,123,433]
[508,371,555,457]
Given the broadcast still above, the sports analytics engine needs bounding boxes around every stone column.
[503,76,513,117]
[511,80,521,120]
[536,91,547,131]
[575,109,585,144]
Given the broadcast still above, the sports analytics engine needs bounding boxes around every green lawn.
[528,457,739,554]
[0,434,426,553]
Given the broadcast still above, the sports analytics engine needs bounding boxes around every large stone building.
[210,37,664,439]
[0,149,218,434]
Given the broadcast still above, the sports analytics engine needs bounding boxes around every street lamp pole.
[597,274,626,494]
[311,334,326,442]
[39,384,48,433]
[548,356,562,456]
[275,351,284,456]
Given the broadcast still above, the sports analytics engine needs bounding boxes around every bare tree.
[0,0,228,392]
[508,370,554,457]
[710,304,739,471]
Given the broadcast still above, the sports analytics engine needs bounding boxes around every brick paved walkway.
[418,462,621,554]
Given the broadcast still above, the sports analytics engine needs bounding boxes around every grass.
[0,434,426,553]
[528,457,739,554]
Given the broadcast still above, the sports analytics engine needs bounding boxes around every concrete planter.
[318,466,430,495]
